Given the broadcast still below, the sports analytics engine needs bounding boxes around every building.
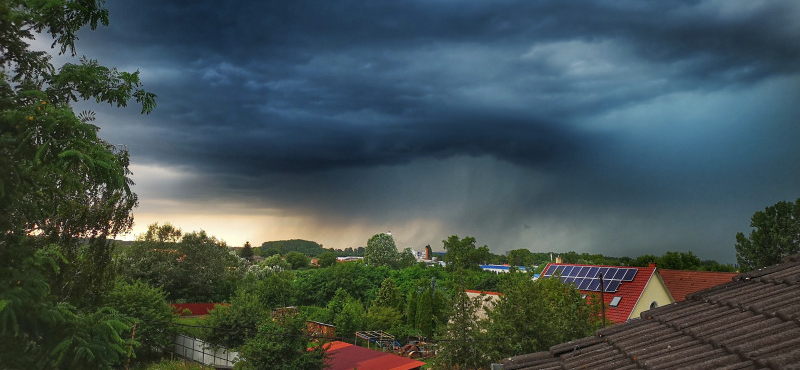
[479,264,529,274]
[503,253,800,369]
[321,341,426,370]
[465,289,503,320]
[539,263,674,324]
[658,269,738,302]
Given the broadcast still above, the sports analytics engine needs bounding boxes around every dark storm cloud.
[72,0,800,262]
[84,0,800,177]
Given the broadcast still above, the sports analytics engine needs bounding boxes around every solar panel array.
[542,265,638,293]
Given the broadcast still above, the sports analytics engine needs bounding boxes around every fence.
[172,334,239,368]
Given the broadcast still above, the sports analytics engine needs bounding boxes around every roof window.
[610,296,622,307]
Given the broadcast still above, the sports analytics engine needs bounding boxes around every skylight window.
[610,296,622,307]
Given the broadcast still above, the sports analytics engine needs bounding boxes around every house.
[540,263,674,324]
[465,289,502,320]
[503,253,800,369]
[479,264,529,274]
[658,268,738,302]
[321,341,426,370]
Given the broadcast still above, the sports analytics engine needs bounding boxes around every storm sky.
[64,0,800,263]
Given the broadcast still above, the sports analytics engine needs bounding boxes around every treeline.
[257,239,366,258]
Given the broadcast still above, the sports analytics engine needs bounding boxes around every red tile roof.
[541,263,657,324]
[658,269,738,301]
[322,341,426,370]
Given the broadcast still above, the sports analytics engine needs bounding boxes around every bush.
[104,280,175,360]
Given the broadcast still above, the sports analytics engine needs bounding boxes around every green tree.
[104,280,174,361]
[735,199,800,272]
[364,233,400,268]
[443,235,489,272]
[1,0,155,367]
[436,289,488,370]
[286,251,310,270]
[484,274,602,360]
[316,251,338,267]
[115,224,242,302]
[334,297,366,339]
[507,248,534,267]
[660,251,701,270]
[399,247,417,268]
[235,314,326,370]
[239,241,254,261]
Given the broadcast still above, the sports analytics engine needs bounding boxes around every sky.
[55,0,800,263]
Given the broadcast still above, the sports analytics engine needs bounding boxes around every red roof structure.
[658,269,738,301]
[541,263,664,324]
[321,341,425,370]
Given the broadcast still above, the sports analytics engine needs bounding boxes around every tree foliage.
[115,223,242,302]
[364,233,400,268]
[735,199,800,272]
[239,241,254,261]
[285,251,310,270]
[235,314,326,370]
[104,280,174,360]
[483,274,603,360]
[436,290,488,370]
[443,235,489,272]
[1,1,155,368]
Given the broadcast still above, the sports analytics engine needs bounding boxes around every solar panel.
[605,280,621,292]
[562,265,575,276]
[554,265,566,275]
[597,267,608,278]
[622,269,637,281]
[573,277,585,286]
[578,278,592,290]
[577,266,589,278]
[587,266,599,278]
[544,265,556,276]
[612,269,627,280]
[587,279,601,291]
[604,268,618,280]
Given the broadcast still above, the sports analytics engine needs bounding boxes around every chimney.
[425,245,432,260]
[555,255,563,264]
[648,262,656,268]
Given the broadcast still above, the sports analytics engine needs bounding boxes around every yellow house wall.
[630,272,675,319]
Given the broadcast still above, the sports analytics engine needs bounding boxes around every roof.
[503,253,800,370]
[658,269,738,302]
[541,263,657,324]
[322,341,426,370]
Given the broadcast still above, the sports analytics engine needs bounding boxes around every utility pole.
[599,274,606,328]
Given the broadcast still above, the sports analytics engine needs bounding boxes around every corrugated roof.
[658,269,738,302]
[504,253,800,369]
[323,341,426,370]
[541,263,657,324]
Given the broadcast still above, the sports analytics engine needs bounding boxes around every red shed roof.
[658,269,738,301]
[541,263,657,324]
[322,341,425,370]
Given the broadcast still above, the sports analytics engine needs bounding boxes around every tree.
[1,1,155,367]
[399,247,417,268]
[443,235,489,272]
[239,241,254,261]
[483,274,602,360]
[115,224,243,302]
[316,251,338,267]
[735,199,800,272]
[235,314,326,370]
[104,280,174,361]
[660,251,701,270]
[285,251,310,269]
[507,248,534,267]
[436,290,488,370]
[364,233,400,267]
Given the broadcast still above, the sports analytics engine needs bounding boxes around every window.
[610,296,622,307]
[650,301,659,310]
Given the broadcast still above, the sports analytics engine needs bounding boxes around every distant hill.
[259,239,326,256]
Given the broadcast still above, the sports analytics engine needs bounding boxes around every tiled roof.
[504,253,800,370]
[542,263,657,324]
[659,269,738,302]
[323,341,426,370]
